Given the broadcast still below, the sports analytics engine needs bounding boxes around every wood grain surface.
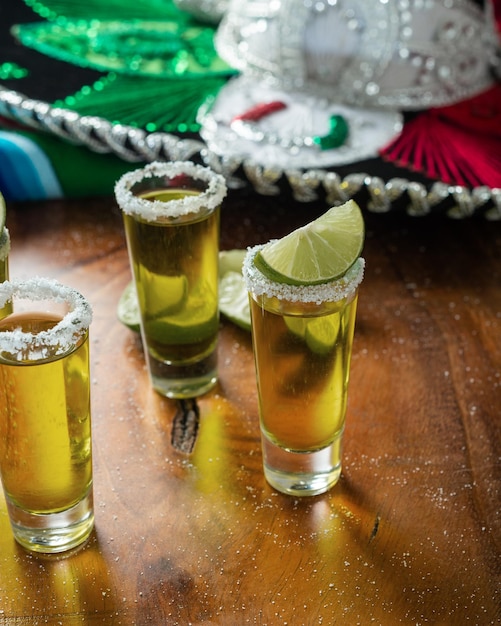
[0,191,499,625]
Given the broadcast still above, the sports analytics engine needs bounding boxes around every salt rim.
[114,160,227,221]
[0,277,93,358]
[0,228,10,262]
[243,244,365,304]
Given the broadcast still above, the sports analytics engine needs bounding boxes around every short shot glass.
[243,247,365,496]
[0,278,94,553]
[115,161,227,399]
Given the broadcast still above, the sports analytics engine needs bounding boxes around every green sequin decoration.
[54,72,227,133]
[14,0,233,135]
[13,19,233,78]
[23,0,181,22]
[314,114,349,150]
[0,62,29,80]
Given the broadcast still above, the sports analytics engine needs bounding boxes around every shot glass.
[243,247,365,496]
[0,226,12,319]
[115,161,227,399]
[0,278,94,553]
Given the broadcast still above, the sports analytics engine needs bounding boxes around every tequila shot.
[0,278,94,553]
[115,161,226,398]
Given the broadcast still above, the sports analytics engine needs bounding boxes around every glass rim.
[114,160,227,221]
[243,244,365,304]
[0,277,93,355]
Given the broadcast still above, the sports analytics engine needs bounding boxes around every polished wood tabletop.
[0,189,499,625]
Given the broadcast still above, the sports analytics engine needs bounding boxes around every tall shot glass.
[0,278,94,553]
[243,248,365,496]
[115,161,227,399]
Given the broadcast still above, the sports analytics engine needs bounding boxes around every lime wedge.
[219,271,251,331]
[219,249,251,331]
[0,193,6,235]
[219,249,246,276]
[254,200,364,285]
[117,282,141,332]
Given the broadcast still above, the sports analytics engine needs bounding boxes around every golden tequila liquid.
[250,295,358,453]
[123,189,220,397]
[0,312,92,512]
[0,311,93,552]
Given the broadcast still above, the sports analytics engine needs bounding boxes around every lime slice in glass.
[117,249,252,332]
[284,315,340,355]
[254,200,364,285]
[305,315,340,355]
[139,271,188,318]
[284,317,308,339]
[145,293,218,345]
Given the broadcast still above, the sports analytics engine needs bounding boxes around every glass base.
[148,349,218,399]
[261,431,343,496]
[6,487,94,554]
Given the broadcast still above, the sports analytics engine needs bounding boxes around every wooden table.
[0,190,500,625]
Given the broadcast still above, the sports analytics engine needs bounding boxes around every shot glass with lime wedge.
[243,200,365,496]
[0,193,12,320]
[115,161,227,399]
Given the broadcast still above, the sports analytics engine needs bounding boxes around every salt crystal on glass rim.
[243,244,365,305]
[0,277,93,358]
[114,161,227,221]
